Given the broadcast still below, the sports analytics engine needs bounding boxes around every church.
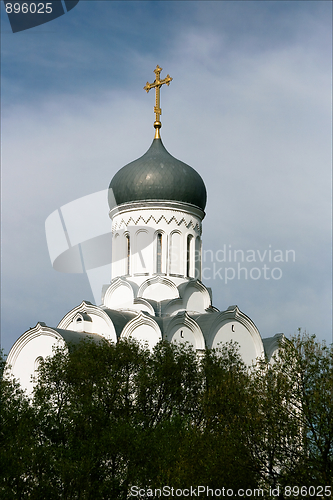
[6,66,282,394]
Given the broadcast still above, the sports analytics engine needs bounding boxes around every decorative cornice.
[103,279,156,316]
[110,200,205,221]
[208,306,264,358]
[103,278,134,306]
[57,301,115,336]
[183,279,212,310]
[262,333,285,361]
[164,311,205,350]
[6,323,64,369]
[121,311,162,340]
[112,213,201,234]
[133,297,156,315]
[137,275,180,300]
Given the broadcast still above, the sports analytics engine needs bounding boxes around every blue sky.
[1,0,332,353]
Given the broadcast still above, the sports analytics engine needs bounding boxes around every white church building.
[6,67,282,393]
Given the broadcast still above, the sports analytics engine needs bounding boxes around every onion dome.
[109,138,207,211]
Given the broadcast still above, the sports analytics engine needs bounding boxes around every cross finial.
[144,65,173,139]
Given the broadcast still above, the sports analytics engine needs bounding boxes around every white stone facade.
[110,200,203,285]
[6,135,282,395]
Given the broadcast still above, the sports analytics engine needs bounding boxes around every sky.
[1,0,332,354]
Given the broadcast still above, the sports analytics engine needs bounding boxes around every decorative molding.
[57,301,115,337]
[208,306,264,359]
[112,214,201,234]
[137,275,180,299]
[73,312,92,322]
[110,200,205,221]
[262,333,284,361]
[121,311,162,340]
[164,311,205,350]
[103,278,134,307]
[182,279,212,310]
[162,279,212,316]
[6,323,64,369]
[133,297,156,315]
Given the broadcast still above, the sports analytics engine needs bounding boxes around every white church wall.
[138,276,180,302]
[110,202,203,284]
[182,281,212,313]
[200,306,265,366]
[164,313,205,351]
[103,279,135,310]
[211,321,261,366]
[57,302,117,342]
[6,326,66,394]
[167,326,197,349]
[121,312,162,351]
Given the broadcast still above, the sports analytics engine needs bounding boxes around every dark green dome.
[109,138,207,211]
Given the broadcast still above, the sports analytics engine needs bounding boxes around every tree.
[31,339,205,499]
[1,332,331,499]
[278,331,333,485]
[246,331,333,494]
[0,350,37,499]
[31,339,148,499]
[191,342,259,489]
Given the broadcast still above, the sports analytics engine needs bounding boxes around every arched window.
[135,230,150,274]
[195,236,201,280]
[126,234,130,275]
[169,231,182,275]
[156,233,162,273]
[34,356,43,373]
[186,235,193,277]
[112,233,123,278]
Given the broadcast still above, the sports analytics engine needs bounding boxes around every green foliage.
[0,333,332,499]
[275,332,333,485]
[0,350,37,499]
[245,331,333,492]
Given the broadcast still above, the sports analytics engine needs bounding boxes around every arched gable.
[6,323,66,394]
[103,278,135,309]
[57,301,117,342]
[120,312,162,350]
[138,275,180,302]
[206,306,264,365]
[164,312,205,350]
[262,333,284,362]
[181,280,212,313]
[7,323,63,371]
[6,323,105,395]
[163,279,212,316]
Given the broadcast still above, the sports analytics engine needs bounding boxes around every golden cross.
[144,65,172,138]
